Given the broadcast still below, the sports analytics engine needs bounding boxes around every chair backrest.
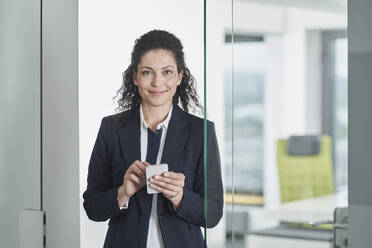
[277,135,334,203]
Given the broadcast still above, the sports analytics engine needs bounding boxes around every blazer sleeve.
[83,117,127,222]
[169,121,224,228]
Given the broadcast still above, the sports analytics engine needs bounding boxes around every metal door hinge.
[309,207,348,248]
[43,212,47,248]
[19,209,46,248]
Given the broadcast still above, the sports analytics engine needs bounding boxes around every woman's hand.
[117,160,150,207]
[149,172,185,210]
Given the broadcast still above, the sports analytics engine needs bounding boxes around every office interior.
[1,0,372,247]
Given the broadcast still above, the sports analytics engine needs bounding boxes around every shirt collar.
[139,104,173,131]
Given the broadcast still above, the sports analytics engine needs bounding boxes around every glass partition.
[0,0,42,247]
[80,1,347,247]
[1,0,350,247]
[228,1,348,247]
[79,1,215,247]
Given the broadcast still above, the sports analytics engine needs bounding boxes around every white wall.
[282,7,346,137]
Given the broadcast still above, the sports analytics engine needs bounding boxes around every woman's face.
[134,49,183,109]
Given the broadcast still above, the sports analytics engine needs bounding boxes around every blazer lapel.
[117,107,141,169]
[161,105,189,172]
[117,107,145,214]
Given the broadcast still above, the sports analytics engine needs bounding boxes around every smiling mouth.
[149,90,167,96]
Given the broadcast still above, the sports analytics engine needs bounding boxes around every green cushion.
[277,135,334,203]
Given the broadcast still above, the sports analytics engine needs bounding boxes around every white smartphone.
[146,163,169,194]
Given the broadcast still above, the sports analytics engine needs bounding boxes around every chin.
[144,98,173,108]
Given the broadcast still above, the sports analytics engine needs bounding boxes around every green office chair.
[277,135,334,203]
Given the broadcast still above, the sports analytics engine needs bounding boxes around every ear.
[177,70,184,86]
[133,71,138,86]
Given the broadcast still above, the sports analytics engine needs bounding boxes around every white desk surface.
[265,191,348,223]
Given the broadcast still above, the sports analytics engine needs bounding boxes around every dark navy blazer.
[83,104,224,248]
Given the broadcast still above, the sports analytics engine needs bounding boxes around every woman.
[83,30,223,248]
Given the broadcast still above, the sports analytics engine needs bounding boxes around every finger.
[134,161,146,173]
[128,160,140,172]
[132,165,145,179]
[150,178,182,193]
[162,171,185,181]
[149,183,178,197]
[129,173,142,184]
[153,175,184,187]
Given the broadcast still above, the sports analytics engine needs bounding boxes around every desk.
[265,191,348,223]
[246,192,347,248]
[227,192,347,247]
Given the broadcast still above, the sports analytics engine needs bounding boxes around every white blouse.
[120,104,173,248]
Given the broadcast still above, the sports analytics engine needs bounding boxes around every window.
[224,35,266,198]
[322,31,348,192]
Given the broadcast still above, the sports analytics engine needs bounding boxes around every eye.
[140,70,151,76]
[164,70,173,75]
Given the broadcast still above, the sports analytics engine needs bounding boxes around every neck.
[142,102,172,131]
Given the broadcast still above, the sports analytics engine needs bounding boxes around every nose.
[151,73,164,87]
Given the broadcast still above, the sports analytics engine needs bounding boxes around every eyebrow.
[138,65,175,70]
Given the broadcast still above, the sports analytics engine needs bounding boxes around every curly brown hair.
[114,30,203,114]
